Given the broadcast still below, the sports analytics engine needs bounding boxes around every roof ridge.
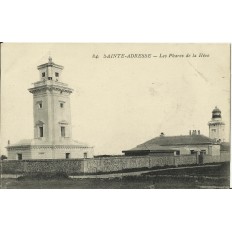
[138,134,214,147]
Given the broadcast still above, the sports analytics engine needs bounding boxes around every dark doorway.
[66,153,70,159]
[17,154,22,160]
[199,153,204,165]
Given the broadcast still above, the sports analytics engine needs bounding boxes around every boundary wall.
[1,152,230,175]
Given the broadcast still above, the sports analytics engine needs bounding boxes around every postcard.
[0,43,230,189]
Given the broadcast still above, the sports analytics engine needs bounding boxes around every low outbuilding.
[123,132,221,156]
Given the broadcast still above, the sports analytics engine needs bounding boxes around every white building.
[7,57,94,160]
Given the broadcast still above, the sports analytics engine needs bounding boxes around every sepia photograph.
[0,43,230,189]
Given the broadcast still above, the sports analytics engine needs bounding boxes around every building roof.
[123,134,214,153]
[138,134,214,147]
[8,139,34,146]
[143,135,214,146]
[212,106,221,113]
[37,57,64,70]
[123,143,176,153]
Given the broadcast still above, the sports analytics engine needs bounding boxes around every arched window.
[39,126,43,137]
[36,101,43,109]
[61,126,65,137]
[59,120,69,138]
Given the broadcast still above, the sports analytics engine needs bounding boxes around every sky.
[1,43,230,155]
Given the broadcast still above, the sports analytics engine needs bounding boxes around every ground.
[0,162,230,189]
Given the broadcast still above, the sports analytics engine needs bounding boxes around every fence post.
[82,159,86,174]
[0,159,2,189]
[174,156,178,167]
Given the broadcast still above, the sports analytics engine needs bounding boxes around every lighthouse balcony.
[33,80,68,87]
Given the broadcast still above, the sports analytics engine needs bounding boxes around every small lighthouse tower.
[208,106,225,142]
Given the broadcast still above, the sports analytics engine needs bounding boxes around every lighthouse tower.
[29,57,73,144]
[208,106,225,142]
[7,57,94,160]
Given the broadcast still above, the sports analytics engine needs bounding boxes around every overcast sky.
[1,43,230,155]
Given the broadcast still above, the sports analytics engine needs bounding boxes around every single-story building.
[123,144,179,156]
[123,132,221,156]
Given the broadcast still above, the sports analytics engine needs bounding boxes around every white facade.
[7,57,94,160]
[165,144,220,156]
[7,143,94,160]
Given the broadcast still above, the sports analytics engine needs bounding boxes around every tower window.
[61,126,65,137]
[39,126,43,137]
[60,102,64,108]
[38,102,43,109]
[42,72,45,77]
[84,152,88,158]
[48,77,52,80]
[55,72,59,77]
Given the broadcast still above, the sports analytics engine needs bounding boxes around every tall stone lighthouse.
[30,57,73,144]
[7,57,94,160]
[208,106,225,142]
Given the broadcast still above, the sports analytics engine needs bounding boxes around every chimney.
[198,130,200,135]
[8,140,10,145]
[189,130,192,135]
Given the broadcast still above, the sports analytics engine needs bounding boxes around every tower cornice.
[208,120,225,126]
[28,82,73,94]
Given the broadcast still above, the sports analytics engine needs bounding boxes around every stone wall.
[1,152,230,175]
[149,155,175,168]
[83,156,150,173]
[174,155,197,166]
[218,151,230,162]
[203,152,230,164]
[203,155,221,164]
[2,159,84,174]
